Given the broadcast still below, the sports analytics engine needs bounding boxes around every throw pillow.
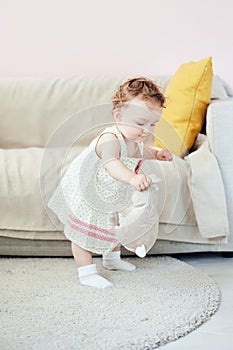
[154,56,213,157]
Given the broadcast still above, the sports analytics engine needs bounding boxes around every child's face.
[114,97,162,143]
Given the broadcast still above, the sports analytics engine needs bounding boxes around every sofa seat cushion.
[0,147,54,231]
[0,146,81,232]
[0,144,197,234]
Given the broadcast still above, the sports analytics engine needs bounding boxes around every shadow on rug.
[0,256,220,350]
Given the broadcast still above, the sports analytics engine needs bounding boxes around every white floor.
[163,253,233,350]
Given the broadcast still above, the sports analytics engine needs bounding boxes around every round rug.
[0,256,220,350]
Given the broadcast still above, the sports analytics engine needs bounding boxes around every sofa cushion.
[0,147,80,231]
[154,57,213,157]
[0,147,54,231]
[211,75,229,100]
[0,144,198,233]
[1,74,225,150]
[0,77,117,148]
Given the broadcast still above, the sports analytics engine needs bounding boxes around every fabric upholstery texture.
[206,101,233,246]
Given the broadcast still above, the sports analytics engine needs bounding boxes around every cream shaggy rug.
[0,256,220,350]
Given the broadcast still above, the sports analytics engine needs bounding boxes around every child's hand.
[129,174,152,191]
[156,149,173,161]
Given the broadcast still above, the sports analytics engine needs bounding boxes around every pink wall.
[0,0,233,88]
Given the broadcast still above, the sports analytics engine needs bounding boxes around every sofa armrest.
[206,100,233,236]
[206,100,233,159]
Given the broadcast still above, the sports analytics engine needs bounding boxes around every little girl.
[48,76,172,289]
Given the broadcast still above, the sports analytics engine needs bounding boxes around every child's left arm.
[144,145,173,161]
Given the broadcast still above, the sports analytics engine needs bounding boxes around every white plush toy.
[110,174,161,258]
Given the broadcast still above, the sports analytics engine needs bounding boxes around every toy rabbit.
[110,174,161,257]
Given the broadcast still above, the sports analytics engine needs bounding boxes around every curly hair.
[112,76,165,111]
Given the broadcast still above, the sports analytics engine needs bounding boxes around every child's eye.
[137,123,145,126]
[151,123,156,127]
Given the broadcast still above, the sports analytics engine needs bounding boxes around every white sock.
[77,264,113,289]
[102,251,136,271]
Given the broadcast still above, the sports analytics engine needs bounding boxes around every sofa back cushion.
[0,75,228,149]
[0,77,115,148]
[0,76,169,149]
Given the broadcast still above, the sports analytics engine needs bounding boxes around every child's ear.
[113,108,122,121]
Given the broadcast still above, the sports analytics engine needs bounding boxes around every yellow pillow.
[154,57,213,157]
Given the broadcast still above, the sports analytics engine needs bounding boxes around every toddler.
[48,76,172,289]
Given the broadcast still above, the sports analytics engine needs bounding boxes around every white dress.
[48,126,141,254]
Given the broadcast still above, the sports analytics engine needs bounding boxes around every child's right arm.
[95,133,151,191]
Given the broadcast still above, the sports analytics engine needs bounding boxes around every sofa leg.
[220,252,233,258]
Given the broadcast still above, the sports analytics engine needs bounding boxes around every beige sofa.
[0,76,233,256]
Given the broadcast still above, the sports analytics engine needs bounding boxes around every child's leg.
[71,242,93,267]
[102,244,136,271]
[71,242,113,289]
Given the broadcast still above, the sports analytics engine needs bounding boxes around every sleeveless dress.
[48,126,142,254]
